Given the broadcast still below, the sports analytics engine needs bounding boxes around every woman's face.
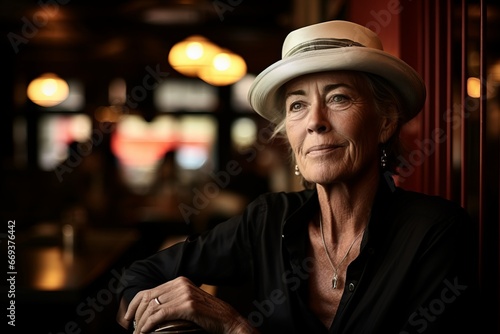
[284,71,394,185]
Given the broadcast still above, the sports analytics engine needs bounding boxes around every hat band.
[284,38,365,58]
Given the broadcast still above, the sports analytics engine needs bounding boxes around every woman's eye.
[328,94,352,110]
[288,101,303,112]
[331,94,348,103]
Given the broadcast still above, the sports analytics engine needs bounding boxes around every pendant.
[332,273,338,289]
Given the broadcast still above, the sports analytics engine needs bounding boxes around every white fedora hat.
[247,20,426,124]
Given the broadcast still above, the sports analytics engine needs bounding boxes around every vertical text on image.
[6,219,17,327]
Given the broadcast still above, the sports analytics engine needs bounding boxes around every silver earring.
[294,164,300,176]
[380,148,388,169]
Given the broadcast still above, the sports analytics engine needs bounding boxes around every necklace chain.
[319,217,365,289]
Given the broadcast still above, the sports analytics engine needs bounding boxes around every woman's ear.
[379,114,398,144]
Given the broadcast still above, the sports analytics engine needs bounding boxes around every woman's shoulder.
[391,186,472,224]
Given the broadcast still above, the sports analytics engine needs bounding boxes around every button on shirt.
[119,177,481,333]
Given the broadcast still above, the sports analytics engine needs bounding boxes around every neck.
[315,168,379,242]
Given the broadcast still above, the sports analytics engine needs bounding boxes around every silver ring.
[133,320,136,329]
[154,297,161,305]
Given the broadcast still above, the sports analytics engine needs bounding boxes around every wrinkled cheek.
[286,130,305,158]
[345,140,366,166]
[351,141,378,168]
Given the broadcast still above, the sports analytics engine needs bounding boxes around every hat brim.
[248,47,426,124]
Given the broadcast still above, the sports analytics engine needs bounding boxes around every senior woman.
[117,20,481,333]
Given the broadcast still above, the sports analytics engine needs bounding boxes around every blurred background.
[1,0,499,333]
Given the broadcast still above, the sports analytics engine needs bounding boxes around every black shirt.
[119,177,482,333]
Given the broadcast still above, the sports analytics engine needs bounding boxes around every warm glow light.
[213,53,231,71]
[168,35,247,86]
[467,77,481,98]
[33,247,67,290]
[198,50,247,86]
[186,42,204,59]
[168,36,220,77]
[27,73,69,107]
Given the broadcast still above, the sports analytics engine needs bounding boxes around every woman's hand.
[123,276,258,334]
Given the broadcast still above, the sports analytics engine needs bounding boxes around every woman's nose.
[307,103,330,134]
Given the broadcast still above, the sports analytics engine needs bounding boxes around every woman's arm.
[115,205,260,332]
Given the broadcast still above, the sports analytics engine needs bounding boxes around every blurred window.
[154,78,218,112]
[231,117,257,150]
[111,114,217,193]
[38,114,92,170]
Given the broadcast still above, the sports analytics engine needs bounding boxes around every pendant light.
[27,73,69,107]
[168,35,220,77]
[198,49,247,86]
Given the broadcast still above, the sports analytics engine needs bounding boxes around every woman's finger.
[124,290,144,321]
[134,290,158,331]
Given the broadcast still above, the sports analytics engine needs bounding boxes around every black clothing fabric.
[118,177,482,333]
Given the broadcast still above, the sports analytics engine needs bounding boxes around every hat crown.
[282,20,383,58]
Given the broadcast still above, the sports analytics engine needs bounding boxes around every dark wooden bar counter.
[13,223,141,333]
